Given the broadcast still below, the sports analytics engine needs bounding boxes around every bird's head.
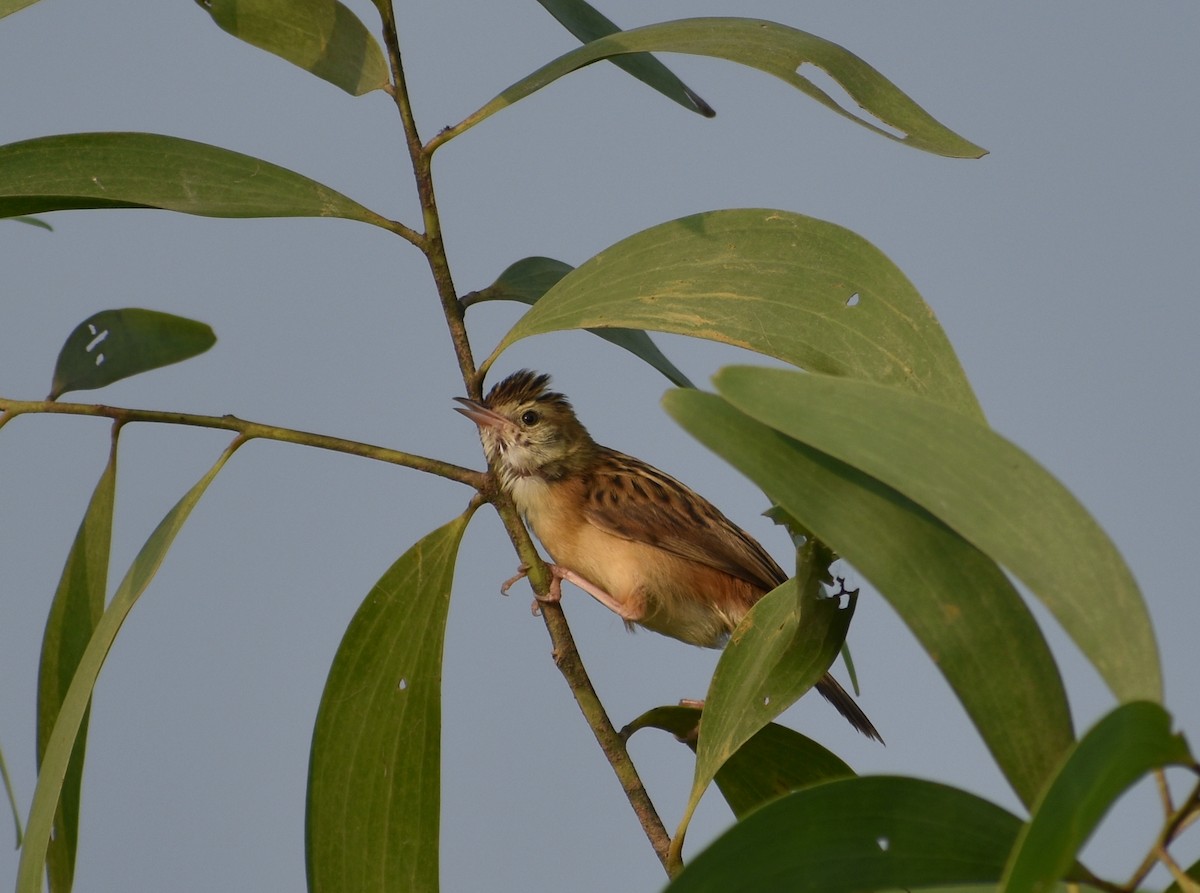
[454,370,594,484]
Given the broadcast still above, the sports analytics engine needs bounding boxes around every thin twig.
[1124,775,1200,892]
[0,398,483,487]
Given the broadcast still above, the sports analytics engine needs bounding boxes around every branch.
[0,397,483,487]
[1123,772,1200,892]
[374,8,672,870]
[487,479,673,868]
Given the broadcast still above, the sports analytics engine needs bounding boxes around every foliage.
[1,2,1196,893]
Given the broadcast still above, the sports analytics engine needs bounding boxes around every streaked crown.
[471,370,594,482]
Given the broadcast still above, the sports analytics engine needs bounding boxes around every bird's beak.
[453,397,514,431]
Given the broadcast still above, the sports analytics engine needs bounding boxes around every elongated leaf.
[672,542,854,863]
[446,18,985,157]
[626,705,853,819]
[1002,702,1192,893]
[486,210,981,417]
[535,0,712,116]
[715,366,1162,704]
[17,440,241,893]
[667,776,1023,893]
[306,511,474,893]
[0,133,389,225]
[205,0,389,96]
[466,256,694,388]
[666,390,1073,807]
[36,438,116,893]
[49,309,216,400]
[0,0,41,19]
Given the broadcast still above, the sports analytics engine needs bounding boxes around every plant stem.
[0,398,482,487]
[376,7,671,871]
[1123,774,1200,892]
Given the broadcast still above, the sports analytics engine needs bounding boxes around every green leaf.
[535,0,713,116]
[447,18,985,157]
[665,390,1073,808]
[306,510,474,893]
[1002,702,1192,893]
[626,705,853,819]
[0,132,389,225]
[49,308,217,400]
[672,541,854,863]
[36,438,116,893]
[205,0,390,96]
[0,0,42,20]
[466,256,694,388]
[715,366,1162,705]
[486,210,980,418]
[17,439,241,893]
[666,776,1024,893]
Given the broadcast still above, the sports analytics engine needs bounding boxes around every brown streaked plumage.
[455,370,881,742]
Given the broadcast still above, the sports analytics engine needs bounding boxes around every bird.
[454,369,881,742]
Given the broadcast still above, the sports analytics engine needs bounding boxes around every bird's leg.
[502,562,639,621]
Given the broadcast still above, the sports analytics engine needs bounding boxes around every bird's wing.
[582,447,787,591]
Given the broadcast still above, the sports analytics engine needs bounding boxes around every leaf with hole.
[444,18,985,157]
[535,0,712,116]
[666,776,1024,893]
[487,210,980,417]
[715,366,1161,705]
[306,510,474,893]
[467,256,693,388]
[17,440,240,893]
[670,541,855,865]
[48,308,217,400]
[665,389,1073,807]
[205,0,390,96]
[0,132,389,225]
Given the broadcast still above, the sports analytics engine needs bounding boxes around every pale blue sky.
[2,3,1198,891]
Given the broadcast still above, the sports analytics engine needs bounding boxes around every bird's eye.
[520,409,540,426]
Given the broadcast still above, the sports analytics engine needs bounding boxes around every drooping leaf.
[1002,702,1192,893]
[204,0,390,96]
[626,705,853,819]
[49,309,216,400]
[0,0,41,20]
[17,439,241,893]
[666,776,1023,893]
[486,210,980,417]
[466,256,694,388]
[36,438,117,893]
[715,366,1162,704]
[441,18,985,158]
[671,541,855,864]
[535,0,712,116]
[0,132,390,225]
[306,510,474,893]
[665,390,1073,807]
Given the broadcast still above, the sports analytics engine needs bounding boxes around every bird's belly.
[513,475,758,647]
[548,522,751,648]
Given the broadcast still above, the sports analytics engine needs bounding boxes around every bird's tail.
[816,673,883,743]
